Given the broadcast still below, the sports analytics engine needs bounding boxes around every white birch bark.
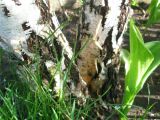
[0,0,76,59]
[0,0,77,94]
[0,0,131,99]
[77,0,131,99]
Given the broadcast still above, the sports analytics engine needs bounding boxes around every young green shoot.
[120,19,160,119]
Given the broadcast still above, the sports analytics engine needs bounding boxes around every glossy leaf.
[126,20,153,93]
[121,20,160,118]
[138,41,160,91]
[147,0,160,26]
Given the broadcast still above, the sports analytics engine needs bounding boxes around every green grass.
[1,2,159,119]
[0,56,94,120]
[0,29,99,119]
[0,37,116,119]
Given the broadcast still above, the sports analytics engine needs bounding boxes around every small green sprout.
[131,0,138,6]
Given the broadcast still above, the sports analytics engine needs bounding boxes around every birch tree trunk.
[77,0,131,102]
[0,0,131,104]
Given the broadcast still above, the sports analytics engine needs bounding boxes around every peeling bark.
[0,0,77,94]
[77,0,131,102]
[0,0,79,59]
[0,0,131,102]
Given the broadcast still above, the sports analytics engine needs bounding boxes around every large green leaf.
[137,41,160,91]
[147,0,160,26]
[147,0,159,12]
[121,20,160,118]
[126,20,154,93]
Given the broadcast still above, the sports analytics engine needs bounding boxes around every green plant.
[0,57,95,120]
[0,30,95,120]
[120,19,160,119]
[147,0,160,26]
[131,0,138,6]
